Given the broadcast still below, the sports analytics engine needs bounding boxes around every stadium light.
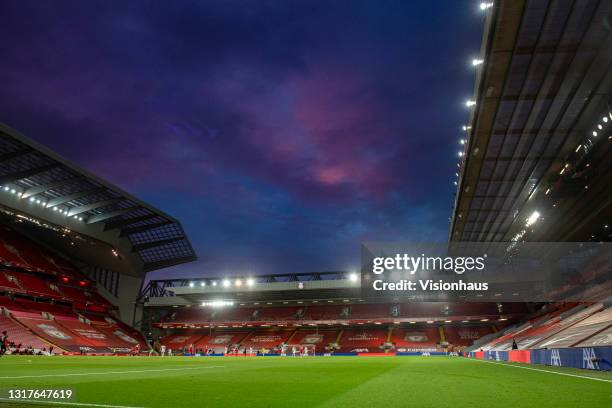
[460,139,466,145]
[465,100,476,107]
[603,116,609,123]
[458,151,464,157]
[525,210,540,227]
[235,279,242,287]
[480,318,489,322]
[189,282,194,288]
[592,131,598,137]
[200,282,206,287]
[472,58,484,66]
[222,279,230,287]
[444,320,452,323]
[212,281,217,286]
[246,278,255,286]
[348,273,358,282]
[201,300,234,307]
[480,2,493,10]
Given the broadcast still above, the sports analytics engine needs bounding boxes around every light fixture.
[201,300,234,307]
[222,279,230,287]
[525,210,540,227]
[458,151,464,157]
[235,279,242,287]
[472,58,484,66]
[247,278,255,286]
[593,131,598,137]
[200,282,206,287]
[465,100,476,107]
[348,273,358,282]
[480,2,493,10]
[212,281,217,287]
[189,282,194,288]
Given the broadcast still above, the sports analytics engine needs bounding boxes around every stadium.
[0,1,611,408]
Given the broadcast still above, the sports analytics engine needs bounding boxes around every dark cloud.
[0,0,482,278]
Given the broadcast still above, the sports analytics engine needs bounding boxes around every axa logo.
[550,349,562,366]
[582,348,599,370]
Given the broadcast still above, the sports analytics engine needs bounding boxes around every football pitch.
[0,356,610,408]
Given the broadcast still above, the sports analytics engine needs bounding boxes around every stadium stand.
[532,306,612,349]
[442,325,494,348]
[0,312,51,352]
[239,329,294,351]
[196,332,249,353]
[391,327,441,351]
[337,328,387,353]
[287,329,339,350]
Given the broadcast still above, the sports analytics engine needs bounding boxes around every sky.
[0,0,483,280]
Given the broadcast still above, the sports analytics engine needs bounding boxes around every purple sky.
[0,1,483,279]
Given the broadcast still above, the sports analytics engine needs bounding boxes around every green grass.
[0,355,610,408]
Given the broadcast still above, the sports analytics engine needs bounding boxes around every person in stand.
[188,343,194,355]
[132,343,140,356]
[512,338,518,350]
[0,331,8,357]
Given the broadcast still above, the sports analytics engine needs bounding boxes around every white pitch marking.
[0,398,145,408]
[470,358,612,383]
[0,365,224,380]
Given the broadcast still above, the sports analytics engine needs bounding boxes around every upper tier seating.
[0,225,83,278]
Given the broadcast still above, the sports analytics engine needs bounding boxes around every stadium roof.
[0,122,196,275]
[143,271,362,306]
[451,0,612,243]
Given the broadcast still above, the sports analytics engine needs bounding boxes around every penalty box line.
[0,398,145,408]
[470,358,612,382]
[0,366,225,380]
